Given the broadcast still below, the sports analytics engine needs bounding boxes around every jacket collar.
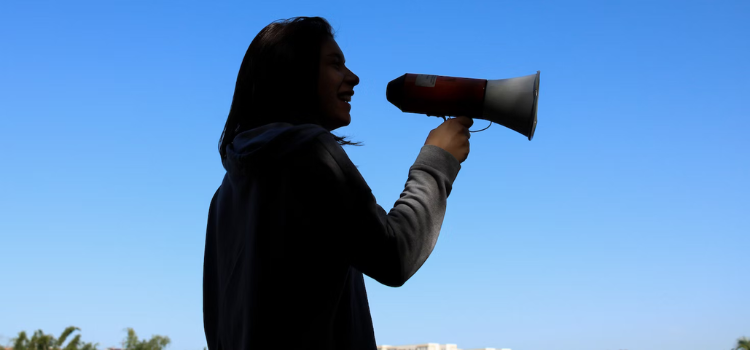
[222,122,330,174]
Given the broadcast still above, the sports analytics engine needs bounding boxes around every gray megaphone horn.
[386,71,540,140]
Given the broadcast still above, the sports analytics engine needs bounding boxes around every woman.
[203,16,472,349]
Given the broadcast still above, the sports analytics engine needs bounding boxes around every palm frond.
[62,334,81,350]
[123,328,139,350]
[56,327,80,348]
[736,337,750,350]
[80,342,99,350]
[145,336,170,350]
[12,331,29,350]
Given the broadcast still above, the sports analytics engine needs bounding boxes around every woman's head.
[219,16,362,159]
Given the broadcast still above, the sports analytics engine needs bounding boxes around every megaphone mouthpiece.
[386,74,405,110]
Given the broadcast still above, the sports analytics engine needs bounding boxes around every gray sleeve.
[316,137,461,287]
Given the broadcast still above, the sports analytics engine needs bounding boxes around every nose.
[346,67,360,87]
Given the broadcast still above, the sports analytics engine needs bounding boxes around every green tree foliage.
[122,328,170,350]
[734,337,750,350]
[8,327,98,350]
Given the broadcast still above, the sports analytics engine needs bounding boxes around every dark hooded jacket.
[203,122,461,349]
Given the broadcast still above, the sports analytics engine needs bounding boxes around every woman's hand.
[424,116,473,164]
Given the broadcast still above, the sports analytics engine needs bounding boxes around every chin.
[340,114,351,127]
[326,115,350,131]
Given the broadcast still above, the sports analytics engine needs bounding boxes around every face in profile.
[317,37,360,131]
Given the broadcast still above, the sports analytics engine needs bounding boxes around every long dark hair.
[218,16,363,160]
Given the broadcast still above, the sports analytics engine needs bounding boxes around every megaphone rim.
[527,70,540,141]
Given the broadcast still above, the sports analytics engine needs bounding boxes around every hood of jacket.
[221,122,331,175]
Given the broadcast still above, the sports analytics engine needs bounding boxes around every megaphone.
[386,71,540,140]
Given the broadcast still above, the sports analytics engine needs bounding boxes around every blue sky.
[1,1,748,349]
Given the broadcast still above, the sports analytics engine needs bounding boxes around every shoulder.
[292,132,371,196]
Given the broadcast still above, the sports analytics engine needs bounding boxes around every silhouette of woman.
[203,16,472,350]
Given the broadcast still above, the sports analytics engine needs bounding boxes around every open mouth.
[338,91,353,104]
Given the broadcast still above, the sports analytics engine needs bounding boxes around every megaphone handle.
[428,114,491,132]
[469,120,492,132]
